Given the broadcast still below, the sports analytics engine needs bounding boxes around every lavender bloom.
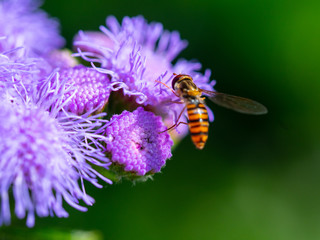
[0,70,112,227]
[0,45,39,102]
[74,15,215,102]
[104,107,173,177]
[0,45,55,107]
[74,16,214,105]
[59,65,112,115]
[74,16,215,141]
[0,0,65,56]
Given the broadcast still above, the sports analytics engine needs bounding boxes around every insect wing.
[200,89,268,115]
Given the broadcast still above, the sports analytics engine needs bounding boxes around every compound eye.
[171,74,182,89]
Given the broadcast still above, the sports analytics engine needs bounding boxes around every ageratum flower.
[74,16,215,104]
[74,15,215,142]
[0,70,112,227]
[104,107,173,177]
[0,43,40,104]
[0,0,68,93]
[59,65,112,115]
[0,45,56,110]
[0,0,65,57]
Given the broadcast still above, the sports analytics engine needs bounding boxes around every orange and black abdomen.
[187,102,209,149]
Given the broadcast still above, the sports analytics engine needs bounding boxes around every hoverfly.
[158,74,267,149]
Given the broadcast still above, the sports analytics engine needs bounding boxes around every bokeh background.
[5,0,320,239]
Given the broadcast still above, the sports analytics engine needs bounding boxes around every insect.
[158,74,268,149]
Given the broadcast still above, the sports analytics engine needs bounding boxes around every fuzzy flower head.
[0,44,59,108]
[59,65,111,115]
[0,72,111,227]
[0,43,42,103]
[74,15,215,107]
[0,0,65,56]
[104,107,173,177]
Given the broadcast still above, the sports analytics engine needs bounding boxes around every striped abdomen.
[186,102,209,149]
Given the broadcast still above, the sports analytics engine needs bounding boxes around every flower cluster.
[74,15,215,140]
[0,0,215,227]
[105,107,173,177]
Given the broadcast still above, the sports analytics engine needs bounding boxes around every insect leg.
[159,106,187,133]
[161,99,184,105]
[155,80,180,97]
[160,121,188,133]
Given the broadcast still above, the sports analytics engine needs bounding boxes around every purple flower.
[0,44,39,101]
[74,16,214,104]
[104,107,173,177]
[0,47,55,108]
[0,0,65,57]
[59,65,112,115]
[0,70,112,227]
[74,15,215,142]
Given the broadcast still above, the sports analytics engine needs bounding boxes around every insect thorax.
[175,79,200,97]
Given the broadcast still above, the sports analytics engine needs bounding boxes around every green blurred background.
[9,0,320,239]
